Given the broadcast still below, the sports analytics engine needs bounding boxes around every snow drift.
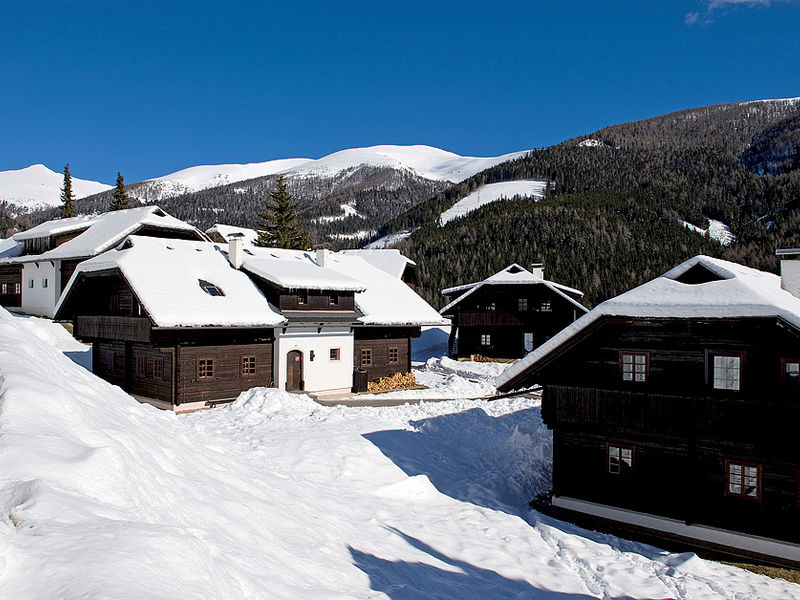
[0,310,795,599]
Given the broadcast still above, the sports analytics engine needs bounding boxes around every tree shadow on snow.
[363,407,689,565]
[350,527,667,600]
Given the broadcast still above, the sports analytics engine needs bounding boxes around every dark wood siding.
[129,343,174,403]
[177,343,273,405]
[353,328,415,382]
[60,259,81,292]
[0,264,22,307]
[92,340,127,387]
[75,315,151,342]
[533,316,800,551]
[279,290,356,312]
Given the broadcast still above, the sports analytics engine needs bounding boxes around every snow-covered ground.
[439,180,548,226]
[0,311,796,599]
[365,229,415,249]
[680,218,736,246]
[315,202,365,223]
[328,230,376,241]
[0,164,112,213]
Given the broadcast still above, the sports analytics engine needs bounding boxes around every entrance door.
[523,332,534,353]
[286,350,304,391]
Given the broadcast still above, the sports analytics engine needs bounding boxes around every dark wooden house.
[497,254,800,567]
[441,263,587,360]
[55,235,285,412]
[1,206,207,318]
[57,238,445,408]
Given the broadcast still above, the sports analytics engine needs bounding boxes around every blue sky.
[1,0,799,184]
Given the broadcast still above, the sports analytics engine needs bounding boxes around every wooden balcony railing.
[75,315,151,342]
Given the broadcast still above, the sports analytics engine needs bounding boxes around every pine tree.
[255,176,310,249]
[61,164,76,218]
[110,172,130,211]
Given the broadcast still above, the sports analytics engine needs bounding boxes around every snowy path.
[0,311,797,599]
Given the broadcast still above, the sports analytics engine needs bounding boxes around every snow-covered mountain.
[129,145,528,204]
[0,164,112,213]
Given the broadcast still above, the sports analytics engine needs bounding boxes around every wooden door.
[286,350,303,391]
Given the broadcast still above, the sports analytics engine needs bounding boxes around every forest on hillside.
[385,100,800,306]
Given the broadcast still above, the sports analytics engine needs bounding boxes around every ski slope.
[0,164,112,212]
[0,311,795,599]
[439,180,548,226]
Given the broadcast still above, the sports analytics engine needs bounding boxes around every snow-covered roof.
[239,247,446,326]
[57,236,285,328]
[4,207,205,263]
[0,237,21,260]
[206,223,260,245]
[497,255,800,389]
[440,263,586,315]
[242,249,366,292]
[338,248,416,279]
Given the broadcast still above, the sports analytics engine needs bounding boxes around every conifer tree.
[61,164,76,217]
[110,172,130,211]
[255,176,310,249]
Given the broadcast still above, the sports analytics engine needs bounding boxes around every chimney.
[531,262,544,280]
[777,248,800,297]
[316,246,329,268]
[228,233,244,269]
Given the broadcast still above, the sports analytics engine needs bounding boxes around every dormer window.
[199,279,225,296]
[507,265,524,274]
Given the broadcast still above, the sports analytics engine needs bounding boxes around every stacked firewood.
[367,372,416,392]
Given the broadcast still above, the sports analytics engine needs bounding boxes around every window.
[712,354,741,390]
[109,293,120,314]
[241,355,256,375]
[297,291,308,305]
[361,348,373,367]
[198,358,214,379]
[199,279,224,296]
[480,333,491,346]
[726,461,760,500]
[42,278,48,288]
[781,359,800,384]
[540,300,552,312]
[620,352,648,382]
[14,283,20,294]
[608,444,634,475]
[518,298,528,311]
[330,348,340,361]
[329,293,339,306]
[28,279,34,288]
[135,355,146,377]
[153,357,164,380]
[388,347,399,364]
[0,283,7,294]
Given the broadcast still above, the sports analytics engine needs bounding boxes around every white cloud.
[686,0,794,24]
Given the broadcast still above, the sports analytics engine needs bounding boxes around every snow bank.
[439,180,547,226]
[0,310,795,599]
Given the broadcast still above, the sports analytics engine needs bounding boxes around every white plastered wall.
[21,261,61,317]
[274,327,354,393]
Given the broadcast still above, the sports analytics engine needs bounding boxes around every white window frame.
[712,353,741,391]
